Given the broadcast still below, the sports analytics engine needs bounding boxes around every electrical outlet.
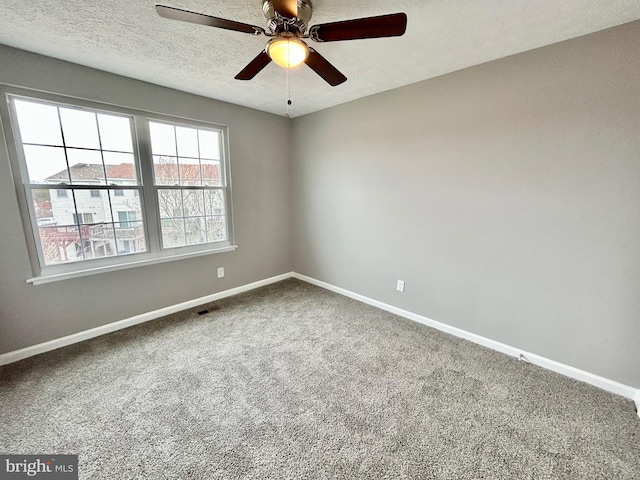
[217,267,224,278]
[397,279,405,292]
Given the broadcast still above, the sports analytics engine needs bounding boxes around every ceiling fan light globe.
[267,37,309,68]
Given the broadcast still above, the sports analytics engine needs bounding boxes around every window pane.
[104,152,138,185]
[178,159,201,186]
[110,189,142,255]
[66,150,105,184]
[161,218,186,248]
[206,216,226,242]
[158,189,183,218]
[109,189,146,255]
[31,189,55,226]
[85,222,117,259]
[185,217,207,245]
[42,187,76,227]
[59,108,100,149]
[114,221,145,254]
[176,126,199,158]
[204,190,225,216]
[110,189,142,224]
[183,190,205,217]
[38,225,83,265]
[201,160,222,186]
[149,122,176,156]
[154,155,179,185]
[97,114,133,152]
[31,188,88,264]
[14,100,63,146]
[198,129,220,160]
[73,189,104,222]
[23,145,68,184]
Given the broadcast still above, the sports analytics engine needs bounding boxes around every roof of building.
[46,162,220,183]
[46,163,106,181]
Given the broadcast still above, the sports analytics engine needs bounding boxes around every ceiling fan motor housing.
[263,0,313,35]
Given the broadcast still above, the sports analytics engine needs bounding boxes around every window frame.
[1,86,236,284]
[147,118,230,250]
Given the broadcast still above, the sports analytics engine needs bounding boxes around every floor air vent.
[197,305,222,316]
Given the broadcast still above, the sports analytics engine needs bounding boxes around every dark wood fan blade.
[309,12,407,42]
[156,5,264,35]
[305,49,347,86]
[235,51,272,80]
[272,0,298,19]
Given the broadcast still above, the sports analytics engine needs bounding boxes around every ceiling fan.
[155,0,407,86]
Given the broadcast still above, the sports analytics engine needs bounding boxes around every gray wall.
[291,21,640,388]
[0,45,292,354]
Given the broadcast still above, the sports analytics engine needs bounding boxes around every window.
[2,88,234,282]
[117,211,137,228]
[149,121,227,248]
[72,213,94,225]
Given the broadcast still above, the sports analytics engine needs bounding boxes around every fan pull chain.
[285,66,292,118]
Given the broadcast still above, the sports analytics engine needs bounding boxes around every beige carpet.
[1,279,639,479]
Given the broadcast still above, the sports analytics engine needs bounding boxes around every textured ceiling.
[1,1,639,117]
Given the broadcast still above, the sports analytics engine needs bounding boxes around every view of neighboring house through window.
[12,98,144,266]
[4,91,232,277]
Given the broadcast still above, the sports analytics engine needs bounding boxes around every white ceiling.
[1,1,639,117]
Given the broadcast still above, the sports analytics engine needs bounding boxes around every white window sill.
[27,245,238,285]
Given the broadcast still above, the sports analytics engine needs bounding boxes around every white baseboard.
[0,272,294,366]
[292,273,640,404]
